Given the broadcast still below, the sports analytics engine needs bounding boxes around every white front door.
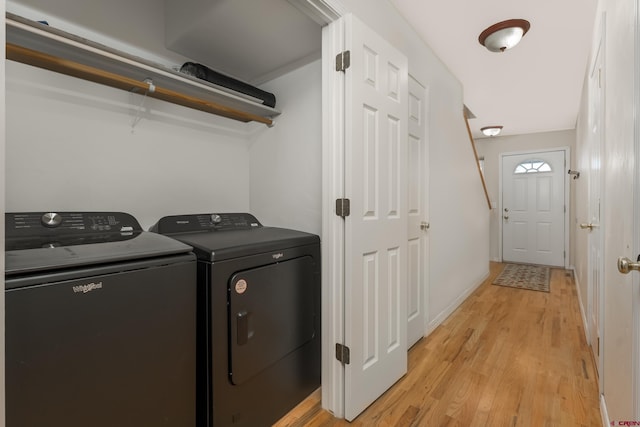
[343,14,408,421]
[501,150,566,266]
[407,75,429,349]
[587,36,604,382]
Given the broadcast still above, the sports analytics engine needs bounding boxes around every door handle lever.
[420,222,430,231]
[580,223,598,231]
[618,256,640,274]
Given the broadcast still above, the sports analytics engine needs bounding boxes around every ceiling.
[390,0,599,139]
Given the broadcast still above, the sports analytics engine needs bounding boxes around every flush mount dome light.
[481,126,503,137]
[479,19,530,52]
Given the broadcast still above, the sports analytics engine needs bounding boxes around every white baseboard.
[600,393,609,427]
[426,271,488,335]
[574,267,607,427]
[572,266,590,344]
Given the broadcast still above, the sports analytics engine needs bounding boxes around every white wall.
[427,74,490,326]
[249,60,323,235]
[6,62,252,229]
[475,130,576,262]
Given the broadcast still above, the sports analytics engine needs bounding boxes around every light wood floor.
[275,262,602,426]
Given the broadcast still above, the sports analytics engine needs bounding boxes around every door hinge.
[335,343,351,364]
[335,50,351,72]
[336,198,351,218]
[597,337,600,355]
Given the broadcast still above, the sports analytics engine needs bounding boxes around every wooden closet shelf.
[5,13,279,126]
[7,43,273,125]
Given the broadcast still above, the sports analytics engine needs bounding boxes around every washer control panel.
[5,212,142,238]
[150,213,262,234]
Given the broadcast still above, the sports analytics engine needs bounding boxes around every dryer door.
[228,256,315,385]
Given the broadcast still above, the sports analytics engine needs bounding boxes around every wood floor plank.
[273,262,601,426]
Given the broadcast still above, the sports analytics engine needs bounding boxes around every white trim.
[572,266,590,343]
[633,0,640,418]
[287,0,346,26]
[590,14,607,395]
[423,82,431,338]
[320,13,345,418]
[498,147,571,269]
[601,393,610,427]
[407,72,432,342]
[426,272,488,335]
[294,0,347,418]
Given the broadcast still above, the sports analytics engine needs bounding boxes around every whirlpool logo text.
[73,282,103,294]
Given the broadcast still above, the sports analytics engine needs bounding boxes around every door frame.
[319,6,347,418]
[407,73,430,348]
[587,22,605,394]
[633,0,640,418]
[498,147,571,269]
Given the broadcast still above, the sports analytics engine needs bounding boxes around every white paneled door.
[501,150,566,267]
[343,14,408,421]
[407,75,428,349]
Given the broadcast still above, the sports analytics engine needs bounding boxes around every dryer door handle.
[236,311,251,346]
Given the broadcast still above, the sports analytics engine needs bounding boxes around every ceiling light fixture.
[481,126,503,137]
[479,19,530,52]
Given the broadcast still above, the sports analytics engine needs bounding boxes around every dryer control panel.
[150,213,262,234]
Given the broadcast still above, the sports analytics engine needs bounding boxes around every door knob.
[617,256,640,274]
[503,215,509,220]
[420,222,430,231]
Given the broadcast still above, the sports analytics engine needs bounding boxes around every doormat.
[492,263,550,293]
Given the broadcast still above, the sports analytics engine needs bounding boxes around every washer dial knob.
[210,214,222,224]
[42,212,62,228]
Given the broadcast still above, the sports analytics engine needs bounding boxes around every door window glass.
[514,160,552,174]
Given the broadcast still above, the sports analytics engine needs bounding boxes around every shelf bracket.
[130,78,157,131]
